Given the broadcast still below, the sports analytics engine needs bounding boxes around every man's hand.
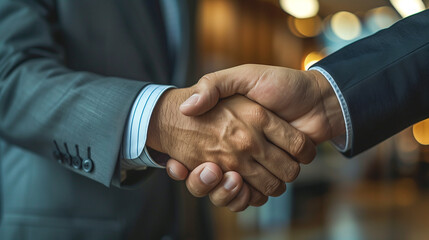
[147,88,316,205]
[180,64,345,143]
[167,160,252,212]
[167,64,345,211]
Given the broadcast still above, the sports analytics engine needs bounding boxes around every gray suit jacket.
[0,0,208,239]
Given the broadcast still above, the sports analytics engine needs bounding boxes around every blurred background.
[193,0,429,239]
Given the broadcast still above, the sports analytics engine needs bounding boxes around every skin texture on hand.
[180,64,345,143]
[167,64,345,211]
[166,160,256,211]
[147,88,316,199]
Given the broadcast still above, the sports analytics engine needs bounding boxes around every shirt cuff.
[309,66,353,152]
[121,84,175,169]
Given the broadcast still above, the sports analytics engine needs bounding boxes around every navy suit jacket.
[315,10,429,157]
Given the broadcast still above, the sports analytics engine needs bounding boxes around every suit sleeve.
[313,10,429,157]
[0,0,149,186]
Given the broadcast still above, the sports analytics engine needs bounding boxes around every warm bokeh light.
[303,51,324,70]
[390,0,426,18]
[293,16,322,37]
[200,0,235,38]
[365,6,401,33]
[397,128,419,153]
[279,0,319,19]
[331,11,361,40]
[321,15,338,42]
[413,118,429,145]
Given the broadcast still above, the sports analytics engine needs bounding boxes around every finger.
[227,183,251,212]
[166,159,190,181]
[241,161,286,197]
[248,185,269,206]
[185,163,223,197]
[254,141,301,183]
[208,171,243,207]
[180,64,266,116]
[263,111,316,164]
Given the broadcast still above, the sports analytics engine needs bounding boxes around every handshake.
[146,64,346,212]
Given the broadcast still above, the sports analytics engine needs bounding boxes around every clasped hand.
[147,64,344,212]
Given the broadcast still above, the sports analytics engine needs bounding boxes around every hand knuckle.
[263,179,282,196]
[250,105,268,124]
[199,71,220,85]
[199,74,213,84]
[235,131,255,152]
[284,162,300,182]
[290,132,306,157]
[224,158,239,171]
[242,139,256,152]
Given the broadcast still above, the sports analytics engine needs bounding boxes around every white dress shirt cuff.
[121,84,175,169]
[309,66,353,152]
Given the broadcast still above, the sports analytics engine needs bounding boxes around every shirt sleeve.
[121,84,175,169]
[309,66,353,152]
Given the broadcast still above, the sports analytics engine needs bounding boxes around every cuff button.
[72,156,82,169]
[82,159,93,173]
[63,154,72,166]
[53,150,63,163]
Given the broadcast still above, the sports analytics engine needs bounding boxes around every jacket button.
[72,156,82,169]
[53,150,63,163]
[63,153,72,166]
[82,159,93,173]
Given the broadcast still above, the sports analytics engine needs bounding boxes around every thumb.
[179,64,262,116]
[179,76,220,116]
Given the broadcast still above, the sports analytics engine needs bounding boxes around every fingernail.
[224,177,237,191]
[168,167,179,179]
[181,94,200,107]
[200,167,217,185]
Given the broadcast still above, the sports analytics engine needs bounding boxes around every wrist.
[307,70,345,141]
[146,88,193,154]
[146,89,174,153]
